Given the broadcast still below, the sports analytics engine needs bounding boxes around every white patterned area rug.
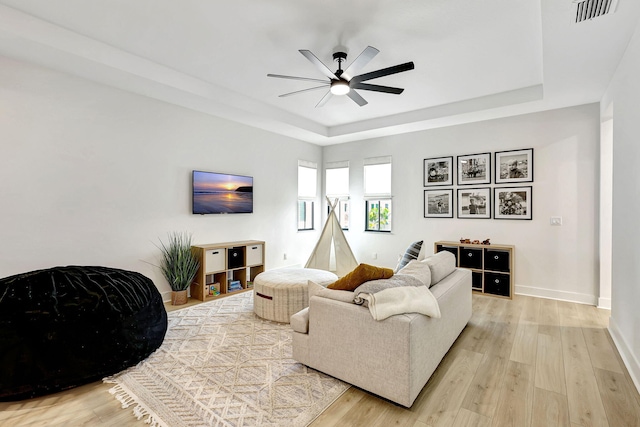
[104,291,349,427]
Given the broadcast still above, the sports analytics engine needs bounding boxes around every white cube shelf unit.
[190,240,265,301]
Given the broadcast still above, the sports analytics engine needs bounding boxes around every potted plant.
[157,232,200,305]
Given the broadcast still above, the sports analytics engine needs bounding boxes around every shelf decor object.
[434,240,514,299]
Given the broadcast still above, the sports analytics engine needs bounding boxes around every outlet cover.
[550,216,563,226]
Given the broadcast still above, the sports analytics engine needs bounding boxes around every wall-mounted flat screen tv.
[192,170,253,214]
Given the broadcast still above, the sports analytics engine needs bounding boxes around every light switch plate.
[550,216,563,226]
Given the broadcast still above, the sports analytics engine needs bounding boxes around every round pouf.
[0,266,167,401]
[253,268,338,323]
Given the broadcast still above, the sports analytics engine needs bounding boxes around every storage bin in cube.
[484,249,510,272]
[227,247,244,269]
[246,244,263,266]
[459,247,482,269]
[205,249,225,273]
[484,272,510,297]
[471,271,483,290]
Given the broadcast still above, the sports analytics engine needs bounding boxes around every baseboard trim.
[597,297,611,310]
[608,316,640,395]
[514,285,597,305]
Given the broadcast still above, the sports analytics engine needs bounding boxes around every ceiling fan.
[267,46,414,107]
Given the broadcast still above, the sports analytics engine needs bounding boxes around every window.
[326,161,350,229]
[298,200,314,230]
[298,160,317,230]
[364,156,392,232]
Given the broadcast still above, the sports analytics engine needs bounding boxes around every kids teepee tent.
[305,197,358,277]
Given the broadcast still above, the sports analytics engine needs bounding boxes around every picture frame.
[494,186,532,220]
[457,187,491,219]
[424,156,453,186]
[495,148,533,183]
[424,189,454,218]
[457,152,491,185]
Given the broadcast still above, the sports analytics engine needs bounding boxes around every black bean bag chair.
[0,266,167,401]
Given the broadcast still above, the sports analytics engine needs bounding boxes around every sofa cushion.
[395,240,423,272]
[397,259,432,286]
[290,307,309,333]
[327,264,394,291]
[308,280,354,303]
[423,251,456,285]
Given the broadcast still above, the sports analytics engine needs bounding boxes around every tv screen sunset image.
[193,171,253,214]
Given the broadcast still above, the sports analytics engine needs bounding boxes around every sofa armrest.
[307,295,419,405]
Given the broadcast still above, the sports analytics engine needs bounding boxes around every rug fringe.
[105,381,168,427]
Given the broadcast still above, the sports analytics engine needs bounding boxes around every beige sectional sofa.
[290,252,472,407]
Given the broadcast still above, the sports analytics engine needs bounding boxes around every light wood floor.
[2,294,639,427]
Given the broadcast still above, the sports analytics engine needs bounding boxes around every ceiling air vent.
[572,0,619,23]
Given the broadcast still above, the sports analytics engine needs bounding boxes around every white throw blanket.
[358,285,441,321]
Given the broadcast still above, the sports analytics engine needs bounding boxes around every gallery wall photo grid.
[494,186,532,220]
[424,156,454,186]
[457,152,491,185]
[457,187,491,219]
[424,189,454,218]
[422,148,534,220]
[495,148,533,184]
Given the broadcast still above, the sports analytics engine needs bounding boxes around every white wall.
[602,18,640,392]
[323,104,600,304]
[0,56,322,298]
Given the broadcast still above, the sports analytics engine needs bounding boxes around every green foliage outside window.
[366,200,391,231]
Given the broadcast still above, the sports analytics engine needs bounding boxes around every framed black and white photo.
[457,152,491,185]
[424,189,453,218]
[495,148,533,184]
[424,156,453,186]
[494,186,532,220]
[457,187,491,219]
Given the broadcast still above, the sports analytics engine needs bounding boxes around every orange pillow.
[327,263,394,291]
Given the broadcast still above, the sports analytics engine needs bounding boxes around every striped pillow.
[395,240,423,272]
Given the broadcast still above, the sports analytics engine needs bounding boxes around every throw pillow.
[327,263,394,291]
[394,240,423,272]
[397,259,432,286]
[308,280,355,303]
[422,251,456,286]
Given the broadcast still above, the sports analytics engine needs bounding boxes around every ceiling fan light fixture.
[330,80,350,96]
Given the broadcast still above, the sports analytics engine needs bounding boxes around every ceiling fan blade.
[342,46,379,80]
[267,74,329,84]
[315,90,333,108]
[347,89,368,107]
[351,82,404,94]
[279,85,331,98]
[299,50,338,80]
[351,61,415,84]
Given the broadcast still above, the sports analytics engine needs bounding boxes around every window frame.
[363,157,392,232]
[326,162,350,230]
[298,161,317,231]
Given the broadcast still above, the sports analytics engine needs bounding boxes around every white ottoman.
[253,268,338,323]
